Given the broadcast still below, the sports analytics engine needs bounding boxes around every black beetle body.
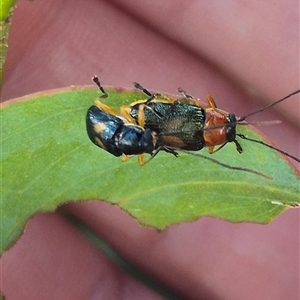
[86,105,156,157]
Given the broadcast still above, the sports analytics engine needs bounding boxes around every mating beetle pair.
[86,76,300,170]
[86,76,236,165]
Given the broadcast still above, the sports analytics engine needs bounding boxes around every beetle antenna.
[237,134,300,163]
[238,89,300,121]
[92,76,108,98]
[167,147,272,179]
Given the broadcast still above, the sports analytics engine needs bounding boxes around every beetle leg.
[134,82,177,105]
[95,100,119,116]
[164,147,179,157]
[177,86,205,105]
[137,104,147,127]
[122,154,132,162]
[141,146,179,165]
[158,95,176,103]
[205,93,218,108]
[208,143,227,154]
[133,82,153,98]
[207,140,242,154]
[120,106,137,123]
[178,87,194,99]
[208,146,215,154]
[233,139,243,153]
[137,154,144,165]
[93,76,108,98]
[141,148,162,165]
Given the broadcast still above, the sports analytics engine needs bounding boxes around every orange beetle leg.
[137,104,147,127]
[137,154,145,165]
[95,100,119,116]
[122,154,131,162]
[208,143,227,154]
[205,93,218,109]
[120,106,137,124]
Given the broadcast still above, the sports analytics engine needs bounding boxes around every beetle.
[86,105,178,165]
[125,82,300,163]
[122,84,240,154]
[89,76,299,176]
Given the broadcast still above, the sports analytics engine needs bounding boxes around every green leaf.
[1,86,299,254]
[0,0,17,21]
[0,0,17,86]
